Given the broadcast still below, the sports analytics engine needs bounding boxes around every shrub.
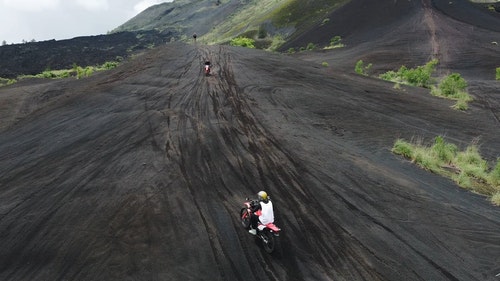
[76,66,94,79]
[355,60,363,75]
[456,145,486,166]
[100,61,119,70]
[230,37,255,48]
[85,67,94,77]
[76,66,85,79]
[452,99,468,111]
[392,136,499,204]
[355,60,372,76]
[0,77,17,87]
[40,70,56,78]
[404,64,431,87]
[325,36,344,49]
[488,159,500,187]
[454,145,490,185]
[432,136,457,163]
[321,62,329,67]
[267,35,285,52]
[491,192,500,206]
[415,147,440,171]
[380,59,438,88]
[438,73,468,98]
[496,67,500,80]
[306,42,316,51]
[287,48,296,54]
[330,36,341,46]
[379,70,399,82]
[392,139,413,158]
[430,73,472,110]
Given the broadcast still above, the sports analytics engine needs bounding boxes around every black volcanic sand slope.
[1,42,499,281]
[0,31,166,79]
[285,0,500,77]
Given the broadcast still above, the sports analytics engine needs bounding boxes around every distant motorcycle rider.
[248,191,274,235]
[204,61,211,76]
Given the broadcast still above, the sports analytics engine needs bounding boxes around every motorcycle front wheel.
[240,208,251,229]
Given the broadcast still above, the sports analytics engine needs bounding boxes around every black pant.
[250,213,259,229]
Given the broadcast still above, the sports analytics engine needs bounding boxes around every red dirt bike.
[240,198,281,254]
[204,61,211,76]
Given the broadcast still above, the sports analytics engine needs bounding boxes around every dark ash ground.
[1,0,499,280]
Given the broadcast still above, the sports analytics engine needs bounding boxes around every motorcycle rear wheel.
[262,231,275,254]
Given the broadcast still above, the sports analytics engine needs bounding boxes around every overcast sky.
[0,0,173,44]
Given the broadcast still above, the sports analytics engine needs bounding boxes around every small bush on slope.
[355,60,372,76]
[431,73,472,111]
[392,136,500,206]
[380,59,438,88]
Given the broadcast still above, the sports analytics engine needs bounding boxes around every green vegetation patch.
[203,0,349,47]
[374,59,472,110]
[270,0,349,27]
[1,60,122,87]
[496,67,500,80]
[355,60,372,76]
[392,136,500,205]
[0,77,17,87]
[379,59,438,88]
[203,0,287,45]
[431,73,472,110]
[230,37,256,48]
[324,35,345,49]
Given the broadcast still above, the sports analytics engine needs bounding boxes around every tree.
[1,40,6,46]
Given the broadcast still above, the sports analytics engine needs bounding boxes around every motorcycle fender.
[266,223,281,232]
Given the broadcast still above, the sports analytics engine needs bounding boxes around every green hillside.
[113,0,350,48]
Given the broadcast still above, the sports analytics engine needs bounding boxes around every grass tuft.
[392,136,500,205]
[492,192,500,206]
[392,139,413,158]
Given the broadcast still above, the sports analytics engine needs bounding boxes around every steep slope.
[282,0,500,51]
[114,0,350,45]
[290,0,500,125]
[1,1,500,281]
[113,0,243,40]
[1,42,499,280]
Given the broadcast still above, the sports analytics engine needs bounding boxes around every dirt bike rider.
[248,191,274,235]
[204,61,211,75]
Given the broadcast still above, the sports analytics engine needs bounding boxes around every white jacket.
[259,200,274,225]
